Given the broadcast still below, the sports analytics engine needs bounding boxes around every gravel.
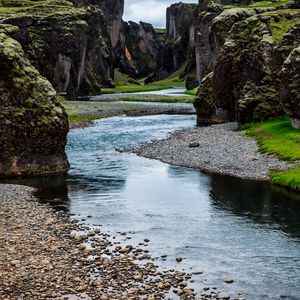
[131,122,292,181]
[0,184,234,299]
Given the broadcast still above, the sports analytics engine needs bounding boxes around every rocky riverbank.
[0,184,236,300]
[64,100,195,128]
[131,123,293,181]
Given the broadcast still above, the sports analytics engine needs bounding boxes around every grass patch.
[244,117,300,192]
[154,28,166,34]
[271,167,300,192]
[226,0,290,8]
[244,117,300,161]
[120,96,193,103]
[149,76,185,87]
[67,113,103,127]
[248,0,290,7]
[185,88,197,96]
[102,85,172,94]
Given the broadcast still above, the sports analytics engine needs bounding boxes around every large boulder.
[0,30,69,177]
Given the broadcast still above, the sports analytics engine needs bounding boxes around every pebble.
[0,184,237,300]
[131,122,291,180]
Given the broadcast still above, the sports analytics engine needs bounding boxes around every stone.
[189,142,200,148]
[224,278,234,284]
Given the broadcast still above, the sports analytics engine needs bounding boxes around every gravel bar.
[0,184,234,300]
[131,122,292,181]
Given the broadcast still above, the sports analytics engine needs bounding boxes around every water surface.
[4,114,300,299]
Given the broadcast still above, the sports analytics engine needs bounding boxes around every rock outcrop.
[0,28,69,177]
[278,24,300,128]
[194,7,300,125]
[1,3,114,99]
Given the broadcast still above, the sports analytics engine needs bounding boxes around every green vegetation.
[245,117,300,161]
[102,67,186,94]
[247,0,290,7]
[271,167,300,192]
[244,117,300,191]
[227,0,290,8]
[102,85,172,94]
[185,88,197,96]
[154,28,166,34]
[62,101,109,127]
[0,0,83,16]
[269,10,300,41]
[149,76,185,87]
[120,96,193,103]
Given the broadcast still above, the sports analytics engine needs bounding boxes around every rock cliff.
[0,27,69,177]
[193,4,300,126]
[122,21,160,78]
[149,3,198,82]
[0,1,114,99]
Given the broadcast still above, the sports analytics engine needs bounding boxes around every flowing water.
[5,114,300,299]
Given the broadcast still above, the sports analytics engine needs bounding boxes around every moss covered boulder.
[0,31,69,177]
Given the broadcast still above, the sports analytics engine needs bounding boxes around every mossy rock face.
[193,72,230,124]
[194,10,300,125]
[122,21,160,79]
[279,44,300,128]
[0,3,114,99]
[0,32,69,177]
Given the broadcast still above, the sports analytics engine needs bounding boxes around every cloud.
[123,0,198,28]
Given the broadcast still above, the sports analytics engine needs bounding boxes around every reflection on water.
[1,174,70,211]
[2,114,300,299]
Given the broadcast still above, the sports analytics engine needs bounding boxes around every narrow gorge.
[1,0,300,299]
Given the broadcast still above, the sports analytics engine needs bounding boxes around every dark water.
[4,115,300,299]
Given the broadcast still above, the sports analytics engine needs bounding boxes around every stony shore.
[131,123,293,181]
[0,184,234,300]
[64,100,195,128]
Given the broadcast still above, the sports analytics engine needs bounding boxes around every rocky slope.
[0,26,69,177]
[193,1,300,127]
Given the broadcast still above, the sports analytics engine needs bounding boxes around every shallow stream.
[5,114,300,299]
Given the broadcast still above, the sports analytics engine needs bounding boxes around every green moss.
[226,0,290,8]
[270,17,300,41]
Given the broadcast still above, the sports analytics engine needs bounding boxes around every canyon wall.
[0,26,69,177]
[148,3,198,82]
[0,1,115,99]
[192,1,300,127]
[122,21,161,78]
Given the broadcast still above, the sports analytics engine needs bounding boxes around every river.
[5,113,300,299]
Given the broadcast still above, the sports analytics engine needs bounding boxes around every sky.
[123,0,198,28]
